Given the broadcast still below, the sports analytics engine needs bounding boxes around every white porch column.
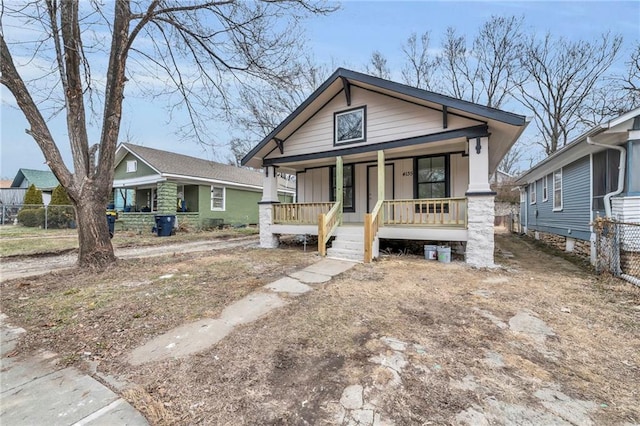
[259,166,279,248]
[377,150,385,201]
[466,136,496,267]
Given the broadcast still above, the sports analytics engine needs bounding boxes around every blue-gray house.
[516,108,640,262]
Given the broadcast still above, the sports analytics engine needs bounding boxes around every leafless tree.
[439,16,524,108]
[400,32,439,90]
[516,32,622,155]
[227,57,331,165]
[1,0,335,268]
[498,141,523,176]
[366,50,391,80]
[578,41,640,127]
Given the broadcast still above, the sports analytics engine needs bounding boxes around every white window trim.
[529,181,536,205]
[126,160,137,173]
[542,175,548,202]
[334,107,366,144]
[211,185,225,211]
[553,169,563,211]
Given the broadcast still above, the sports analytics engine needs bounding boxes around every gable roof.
[11,169,59,190]
[515,107,640,185]
[242,67,528,169]
[116,143,294,193]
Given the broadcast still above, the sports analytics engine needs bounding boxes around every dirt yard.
[1,233,639,425]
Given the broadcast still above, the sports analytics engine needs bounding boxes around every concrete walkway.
[128,258,356,365]
[0,257,356,425]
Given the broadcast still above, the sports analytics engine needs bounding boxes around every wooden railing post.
[364,213,372,263]
[318,213,326,256]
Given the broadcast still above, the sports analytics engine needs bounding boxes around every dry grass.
[2,233,639,425]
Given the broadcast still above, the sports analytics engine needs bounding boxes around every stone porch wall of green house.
[114,152,156,179]
[117,212,200,232]
[157,181,177,213]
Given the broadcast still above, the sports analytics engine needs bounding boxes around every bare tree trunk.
[74,190,116,268]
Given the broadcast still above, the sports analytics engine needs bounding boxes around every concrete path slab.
[301,258,356,277]
[289,270,332,284]
[264,277,313,295]
[128,318,232,365]
[219,292,286,326]
[0,367,147,426]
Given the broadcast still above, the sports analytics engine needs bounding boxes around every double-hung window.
[530,181,536,204]
[553,169,563,211]
[126,160,137,173]
[542,175,548,202]
[415,155,448,212]
[211,186,225,211]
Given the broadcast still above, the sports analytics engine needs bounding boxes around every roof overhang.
[515,107,640,185]
[242,68,528,171]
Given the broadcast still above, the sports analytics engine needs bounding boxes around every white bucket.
[437,246,451,263]
[424,245,437,260]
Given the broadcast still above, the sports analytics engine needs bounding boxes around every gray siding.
[524,156,591,240]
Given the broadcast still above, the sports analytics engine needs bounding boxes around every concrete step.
[331,239,364,251]
[326,248,363,262]
[335,226,364,237]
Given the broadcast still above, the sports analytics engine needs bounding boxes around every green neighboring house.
[113,143,295,231]
[10,168,60,205]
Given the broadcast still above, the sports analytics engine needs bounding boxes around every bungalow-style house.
[242,68,528,266]
[10,168,60,205]
[515,108,640,262]
[113,143,295,230]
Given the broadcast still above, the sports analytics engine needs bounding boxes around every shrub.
[18,208,45,227]
[48,205,75,229]
[51,185,72,206]
[23,184,44,207]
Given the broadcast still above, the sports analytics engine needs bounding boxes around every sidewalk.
[1,257,357,425]
[0,314,148,425]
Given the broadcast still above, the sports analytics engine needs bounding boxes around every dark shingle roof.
[11,169,59,190]
[120,143,295,191]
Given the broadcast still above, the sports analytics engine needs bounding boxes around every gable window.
[211,186,225,211]
[415,155,448,199]
[542,175,548,202]
[553,169,563,211]
[330,164,355,213]
[530,181,536,204]
[126,160,137,173]
[334,107,366,145]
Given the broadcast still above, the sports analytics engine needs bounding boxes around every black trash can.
[106,212,117,239]
[154,214,176,237]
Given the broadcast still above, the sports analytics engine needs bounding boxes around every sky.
[1,0,639,180]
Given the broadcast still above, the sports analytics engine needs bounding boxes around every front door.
[367,164,394,212]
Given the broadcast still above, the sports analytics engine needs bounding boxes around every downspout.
[586,137,626,218]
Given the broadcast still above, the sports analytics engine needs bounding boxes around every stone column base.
[259,203,279,248]
[466,194,495,268]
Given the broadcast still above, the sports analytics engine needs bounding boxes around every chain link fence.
[593,217,640,286]
[1,204,76,229]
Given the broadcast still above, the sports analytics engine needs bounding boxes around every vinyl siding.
[265,86,480,160]
[524,156,591,240]
[114,153,156,179]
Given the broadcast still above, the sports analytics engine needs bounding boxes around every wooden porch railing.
[364,199,384,263]
[318,201,341,256]
[273,202,334,224]
[383,197,467,227]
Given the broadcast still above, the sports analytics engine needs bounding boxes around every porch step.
[326,226,365,262]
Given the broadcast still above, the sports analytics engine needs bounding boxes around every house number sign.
[402,171,413,177]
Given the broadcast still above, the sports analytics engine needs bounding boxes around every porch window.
[542,175,548,202]
[592,149,620,211]
[415,155,448,199]
[211,186,225,211]
[330,164,355,213]
[334,107,366,145]
[126,160,137,173]
[553,169,562,211]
